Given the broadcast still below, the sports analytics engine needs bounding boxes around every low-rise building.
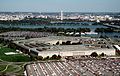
[14,36,115,57]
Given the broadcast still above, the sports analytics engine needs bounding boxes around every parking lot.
[68,58,120,76]
[26,61,80,76]
[0,31,54,41]
[26,58,120,76]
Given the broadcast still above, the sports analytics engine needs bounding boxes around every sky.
[0,0,120,12]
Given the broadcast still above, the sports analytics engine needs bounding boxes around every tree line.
[0,27,91,33]
[95,28,120,33]
[0,18,50,25]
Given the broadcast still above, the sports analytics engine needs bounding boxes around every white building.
[14,36,115,58]
[60,11,63,20]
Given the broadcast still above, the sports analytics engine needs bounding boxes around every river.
[0,24,120,38]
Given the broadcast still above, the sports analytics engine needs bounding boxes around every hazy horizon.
[0,0,120,12]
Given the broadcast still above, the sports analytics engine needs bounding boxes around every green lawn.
[0,65,6,72]
[0,64,24,75]
[0,47,15,54]
[4,65,18,72]
[0,45,29,75]
[0,46,31,62]
[0,55,31,62]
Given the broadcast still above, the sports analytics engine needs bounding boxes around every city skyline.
[0,0,120,12]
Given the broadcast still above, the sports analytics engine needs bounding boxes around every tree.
[51,54,57,59]
[30,55,36,61]
[43,56,49,60]
[57,55,62,59]
[99,53,105,57]
[62,42,66,45]
[90,52,98,57]
[25,36,30,39]
[66,41,71,45]
[37,56,43,60]
[46,56,50,59]
[99,35,104,38]
[56,41,59,45]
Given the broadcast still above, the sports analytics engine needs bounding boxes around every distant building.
[60,11,63,20]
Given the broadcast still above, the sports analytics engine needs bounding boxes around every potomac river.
[0,24,120,38]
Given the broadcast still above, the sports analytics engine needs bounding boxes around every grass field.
[4,65,19,72]
[0,44,30,75]
[0,45,31,62]
[0,64,25,75]
[0,65,6,71]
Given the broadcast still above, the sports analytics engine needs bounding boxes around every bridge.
[50,21,82,24]
[104,24,120,28]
